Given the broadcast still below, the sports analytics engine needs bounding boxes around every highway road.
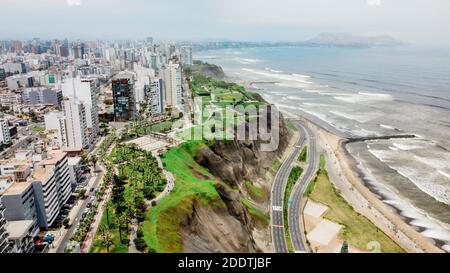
[55,136,109,253]
[55,163,105,253]
[270,121,306,253]
[288,121,319,253]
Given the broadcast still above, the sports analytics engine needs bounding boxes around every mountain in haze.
[303,33,403,47]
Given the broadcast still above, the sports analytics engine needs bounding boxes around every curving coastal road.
[270,120,306,253]
[288,122,319,253]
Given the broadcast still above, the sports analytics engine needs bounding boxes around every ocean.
[196,45,450,252]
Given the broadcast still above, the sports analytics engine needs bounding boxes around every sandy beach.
[302,117,444,253]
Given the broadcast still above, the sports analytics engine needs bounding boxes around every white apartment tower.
[63,99,89,149]
[61,78,99,140]
[163,62,183,109]
[44,112,68,147]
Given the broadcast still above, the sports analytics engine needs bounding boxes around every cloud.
[66,0,81,6]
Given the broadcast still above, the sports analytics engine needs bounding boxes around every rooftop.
[2,181,32,196]
[31,167,53,182]
[67,156,82,166]
[38,151,66,166]
[6,220,34,239]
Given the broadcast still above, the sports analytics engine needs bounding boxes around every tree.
[341,241,349,253]
[79,189,87,199]
[99,224,113,253]
[62,218,70,228]
[105,202,112,227]
[134,238,147,252]
[90,155,98,172]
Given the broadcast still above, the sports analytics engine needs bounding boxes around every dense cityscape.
[0,38,193,253]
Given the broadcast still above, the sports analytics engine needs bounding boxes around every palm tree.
[99,224,113,253]
[105,202,112,226]
[116,213,131,243]
[90,155,98,172]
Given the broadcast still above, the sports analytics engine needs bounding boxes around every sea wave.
[234,57,262,65]
[368,148,450,205]
[334,92,393,104]
[265,67,283,73]
[329,110,380,124]
[241,68,313,84]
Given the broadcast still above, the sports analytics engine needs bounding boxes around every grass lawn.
[141,141,222,253]
[272,160,282,171]
[298,146,307,162]
[241,198,269,227]
[244,181,268,202]
[149,120,174,133]
[32,127,45,133]
[308,163,404,253]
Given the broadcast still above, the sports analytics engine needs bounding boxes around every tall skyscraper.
[63,99,89,149]
[181,46,193,67]
[112,72,136,122]
[163,62,183,109]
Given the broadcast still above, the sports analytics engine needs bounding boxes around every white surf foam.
[334,92,393,104]
[438,170,450,180]
[329,110,379,123]
[234,57,262,65]
[242,68,313,84]
[379,124,396,130]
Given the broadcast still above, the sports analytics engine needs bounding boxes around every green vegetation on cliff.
[141,141,221,253]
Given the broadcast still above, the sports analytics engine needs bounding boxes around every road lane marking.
[272,206,283,211]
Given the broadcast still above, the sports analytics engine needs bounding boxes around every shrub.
[134,238,147,252]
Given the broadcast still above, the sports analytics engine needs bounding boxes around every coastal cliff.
[179,114,292,252]
[142,62,292,253]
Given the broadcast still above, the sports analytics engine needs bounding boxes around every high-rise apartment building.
[61,78,99,138]
[150,79,165,114]
[163,62,183,109]
[44,112,68,147]
[112,72,136,121]
[33,152,72,229]
[63,99,89,149]
[0,198,10,253]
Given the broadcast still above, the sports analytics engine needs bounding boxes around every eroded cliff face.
[195,115,291,186]
[180,115,292,253]
[181,186,259,253]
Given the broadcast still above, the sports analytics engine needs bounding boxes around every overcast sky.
[1,0,449,44]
